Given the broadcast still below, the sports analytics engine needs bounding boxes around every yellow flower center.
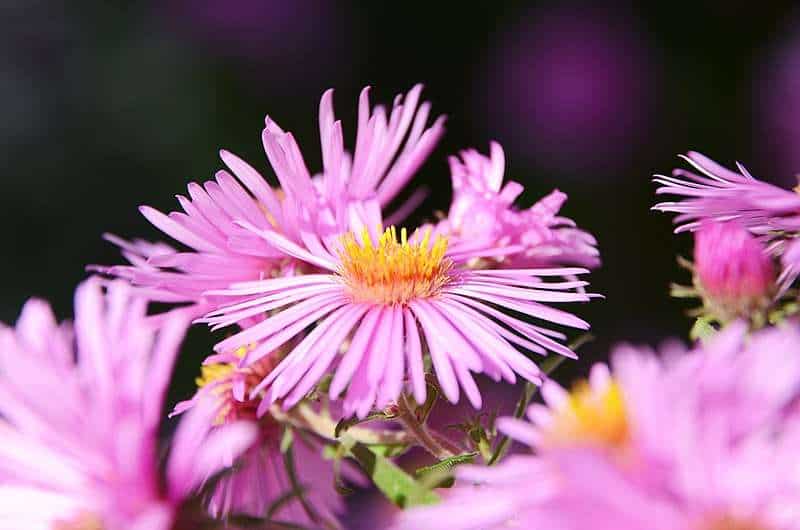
[196,346,277,425]
[701,514,771,530]
[545,379,629,450]
[338,227,453,305]
[52,512,104,530]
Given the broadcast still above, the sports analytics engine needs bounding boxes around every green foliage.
[347,440,440,508]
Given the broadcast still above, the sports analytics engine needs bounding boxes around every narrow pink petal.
[283,306,369,408]
[140,205,221,252]
[219,149,283,222]
[376,307,405,408]
[403,308,426,405]
[453,361,482,409]
[329,307,382,398]
[410,302,459,404]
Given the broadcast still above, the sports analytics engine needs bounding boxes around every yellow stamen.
[338,227,453,305]
[545,379,629,450]
[195,345,276,425]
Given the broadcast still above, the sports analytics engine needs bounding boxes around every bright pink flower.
[201,224,594,419]
[654,151,800,235]
[438,143,599,268]
[396,323,800,530]
[693,221,776,317]
[655,152,800,290]
[98,85,444,316]
[0,278,257,530]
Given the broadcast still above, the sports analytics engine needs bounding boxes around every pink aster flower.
[654,152,800,290]
[653,151,800,235]
[396,322,800,530]
[201,224,594,419]
[0,278,257,530]
[435,142,600,268]
[98,85,444,316]
[171,346,359,528]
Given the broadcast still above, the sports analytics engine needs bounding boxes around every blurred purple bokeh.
[161,0,358,91]
[480,5,660,175]
[754,15,800,185]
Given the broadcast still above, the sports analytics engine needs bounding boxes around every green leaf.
[348,442,440,508]
[367,443,410,458]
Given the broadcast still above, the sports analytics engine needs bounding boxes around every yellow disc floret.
[545,379,629,450]
[196,345,276,425]
[338,227,453,305]
[701,514,771,530]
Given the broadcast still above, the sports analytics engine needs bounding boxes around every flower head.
[202,221,594,419]
[436,143,600,268]
[0,278,257,530]
[395,322,800,530]
[655,152,800,291]
[172,345,356,527]
[338,227,453,304]
[653,151,800,234]
[97,85,445,317]
[531,365,629,451]
[693,221,776,320]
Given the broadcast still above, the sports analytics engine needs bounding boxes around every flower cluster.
[393,151,800,530]
[7,82,796,530]
[1,85,600,529]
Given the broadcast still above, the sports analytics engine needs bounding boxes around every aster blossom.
[170,345,361,528]
[654,151,800,289]
[435,142,600,269]
[201,223,594,419]
[0,278,257,530]
[98,85,445,316]
[396,322,800,530]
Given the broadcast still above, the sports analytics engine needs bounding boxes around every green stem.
[270,403,410,445]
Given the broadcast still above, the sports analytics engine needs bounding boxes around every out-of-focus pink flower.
[98,85,445,317]
[201,225,594,419]
[171,347,356,528]
[693,221,776,318]
[396,322,800,530]
[435,142,599,268]
[0,278,257,530]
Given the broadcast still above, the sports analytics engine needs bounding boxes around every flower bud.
[693,221,775,319]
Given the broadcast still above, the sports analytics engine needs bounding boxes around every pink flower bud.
[693,221,775,316]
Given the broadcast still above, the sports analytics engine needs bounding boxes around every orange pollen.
[337,227,453,305]
[196,345,279,424]
[544,379,629,450]
[701,514,771,530]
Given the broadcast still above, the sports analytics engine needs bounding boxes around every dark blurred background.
[2,0,798,410]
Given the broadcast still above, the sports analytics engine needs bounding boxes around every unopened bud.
[693,221,775,319]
